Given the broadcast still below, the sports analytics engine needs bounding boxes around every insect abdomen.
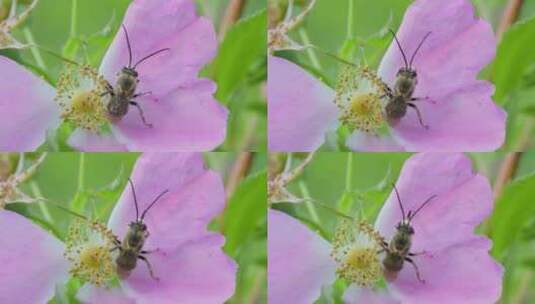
[116,250,138,271]
[386,97,407,120]
[107,96,129,119]
[383,253,404,272]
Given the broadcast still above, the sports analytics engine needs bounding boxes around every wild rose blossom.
[0,153,237,303]
[268,0,506,152]
[0,0,227,152]
[268,153,503,304]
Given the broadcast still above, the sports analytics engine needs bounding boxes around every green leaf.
[222,171,267,256]
[490,173,535,259]
[493,16,535,104]
[212,10,267,103]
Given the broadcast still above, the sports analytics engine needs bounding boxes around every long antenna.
[121,24,133,67]
[140,189,170,220]
[409,31,431,67]
[127,178,140,220]
[408,194,436,221]
[134,48,170,69]
[392,183,406,221]
[389,29,408,69]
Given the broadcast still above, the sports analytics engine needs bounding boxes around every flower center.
[55,65,110,132]
[64,219,117,286]
[335,65,389,133]
[331,219,384,287]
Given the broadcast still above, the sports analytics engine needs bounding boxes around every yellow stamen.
[55,65,109,132]
[335,65,389,133]
[64,219,117,286]
[331,219,384,287]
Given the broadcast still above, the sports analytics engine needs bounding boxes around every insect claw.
[130,101,153,128]
[406,257,425,284]
[139,255,159,281]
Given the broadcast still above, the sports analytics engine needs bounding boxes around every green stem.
[298,28,322,70]
[70,0,78,37]
[77,153,85,192]
[30,182,53,223]
[346,0,354,39]
[22,28,47,69]
[299,181,320,224]
[345,153,353,192]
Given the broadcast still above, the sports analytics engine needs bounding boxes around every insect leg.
[100,82,114,97]
[405,257,425,283]
[407,103,429,130]
[411,96,436,104]
[138,255,159,281]
[140,248,161,255]
[130,101,153,128]
[408,250,428,257]
[133,91,152,98]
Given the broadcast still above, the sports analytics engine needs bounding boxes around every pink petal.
[0,56,60,151]
[346,131,404,151]
[388,238,502,304]
[376,153,502,303]
[268,56,338,151]
[122,235,236,304]
[111,80,228,151]
[77,285,135,304]
[100,0,216,98]
[268,209,336,304]
[68,128,128,151]
[0,211,68,303]
[108,153,236,303]
[379,0,505,151]
[343,287,399,304]
[99,0,226,150]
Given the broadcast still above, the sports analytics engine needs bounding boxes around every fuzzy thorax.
[335,66,389,133]
[64,219,118,286]
[331,219,384,287]
[55,65,109,132]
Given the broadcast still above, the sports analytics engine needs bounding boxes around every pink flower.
[268,0,505,152]
[0,153,237,303]
[268,153,503,303]
[0,0,227,151]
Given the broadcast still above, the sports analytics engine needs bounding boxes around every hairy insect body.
[115,221,148,273]
[385,95,408,121]
[382,222,414,275]
[384,31,430,129]
[113,179,169,280]
[380,185,435,283]
[103,25,169,127]
[106,68,139,121]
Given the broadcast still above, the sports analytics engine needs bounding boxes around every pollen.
[331,219,384,287]
[64,219,118,286]
[335,65,389,133]
[55,65,110,132]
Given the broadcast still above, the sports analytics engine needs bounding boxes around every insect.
[113,178,169,280]
[383,30,432,129]
[380,184,436,283]
[103,25,170,128]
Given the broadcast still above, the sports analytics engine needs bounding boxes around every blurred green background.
[271,0,535,151]
[0,0,267,151]
[4,152,266,304]
[271,151,535,303]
